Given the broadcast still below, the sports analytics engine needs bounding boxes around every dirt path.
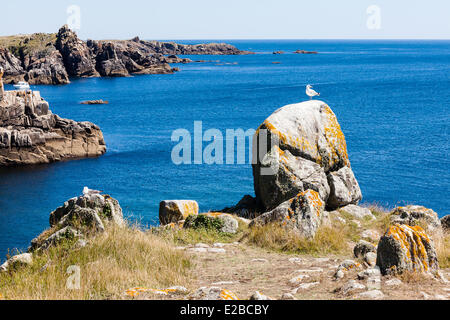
[181,242,450,300]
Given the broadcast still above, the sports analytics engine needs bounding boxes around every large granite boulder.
[250,189,325,238]
[390,205,442,232]
[0,90,106,166]
[376,224,439,275]
[253,101,362,212]
[30,193,124,251]
[159,200,199,225]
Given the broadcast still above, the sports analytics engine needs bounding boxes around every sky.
[1,0,449,40]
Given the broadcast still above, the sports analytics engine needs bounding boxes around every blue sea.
[1,40,449,260]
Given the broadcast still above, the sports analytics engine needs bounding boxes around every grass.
[0,33,57,58]
[0,224,193,300]
[159,219,248,246]
[241,223,354,256]
[436,232,450,269]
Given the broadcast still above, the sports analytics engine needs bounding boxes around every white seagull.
[306,84,320,100]
[83,186,102,196]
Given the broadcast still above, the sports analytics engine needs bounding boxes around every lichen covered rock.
[250,189,325,238]
[30,193,124,251]
[252,101,362,211]
[188,287,239,300]
[159,200,199,225]
[390,205,442,232]
[376,224,439,275]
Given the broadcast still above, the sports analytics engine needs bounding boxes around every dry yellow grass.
[435,232,450,269]
[0,225,193,300]
[242,223,353,256]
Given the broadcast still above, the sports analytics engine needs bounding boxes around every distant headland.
[0,25,254,85]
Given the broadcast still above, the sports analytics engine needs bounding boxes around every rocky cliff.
[0,26,252,85]
[0,79,106,166]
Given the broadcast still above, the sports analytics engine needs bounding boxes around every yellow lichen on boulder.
[159,200,199,225]
[376,224,439,275]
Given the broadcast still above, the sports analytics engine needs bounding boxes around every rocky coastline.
[0,68,106,166]
[0,26,253,85]
[0,99,448,301]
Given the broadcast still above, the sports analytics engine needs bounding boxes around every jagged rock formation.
[55,26,99,78]
[0,88,106,166]
[0,33,69,85]
[0,26,252,85]
[252,100,362,212]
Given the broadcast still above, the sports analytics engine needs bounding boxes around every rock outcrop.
[253,101,362,212]
[390,205,442,232]
[30,193,124,251]
[252,101,362,232]
[0,89,106,166]
[0,26,251,85]
[0,33,69,85]
[376,224,439,275]
[55,25,99,78]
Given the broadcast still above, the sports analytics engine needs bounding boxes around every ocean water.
[0,40,449,260]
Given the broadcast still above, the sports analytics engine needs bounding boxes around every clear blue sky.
[1,0,449,40]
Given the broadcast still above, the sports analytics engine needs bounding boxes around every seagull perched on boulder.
[306,84,320,100]
[82,186,102,196]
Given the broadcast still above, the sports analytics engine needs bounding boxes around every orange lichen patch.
[300,190,323,218]
[322,105,349,168]
[342,263,361,272]
[181,202,199,220]
[262,121,317,157]
[204,212,223,218]
[220,289,239,300]
[386,224,432,272]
